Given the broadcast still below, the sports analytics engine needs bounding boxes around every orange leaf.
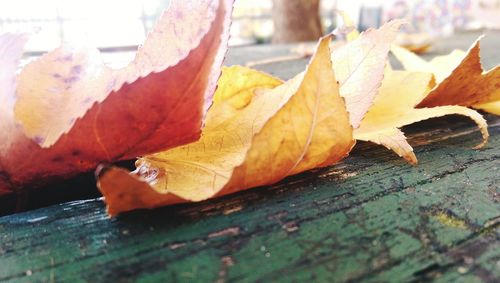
[0,0,233,195]
[98,35,355,216]
[392,38,500,113]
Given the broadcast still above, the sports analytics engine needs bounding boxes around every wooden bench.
[1,31,499,282]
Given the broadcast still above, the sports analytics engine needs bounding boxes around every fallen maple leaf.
[391,38,500,114]
[98,35,355,216]
[0,0,233,195]
[332,20,404,129]
[354,70,489,164]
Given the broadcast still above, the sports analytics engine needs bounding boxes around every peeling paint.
[282,221,299,233]
[169,242,186,250]
[208,227,240,239]
[223,205,243,215]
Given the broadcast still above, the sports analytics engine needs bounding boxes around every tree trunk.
[272,0,323,43]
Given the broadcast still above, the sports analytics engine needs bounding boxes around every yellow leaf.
[355,70,489,164]
[98,35,355,215]
[392,38,500,114]
[140,66,285,201]
[391,44,466,82]
[474,101,500,115]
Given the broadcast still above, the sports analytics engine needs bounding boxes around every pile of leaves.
[1,0,498,216]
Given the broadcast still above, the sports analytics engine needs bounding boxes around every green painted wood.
[0,31,499,282]
[0,116,498,283]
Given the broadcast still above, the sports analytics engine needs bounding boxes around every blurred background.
[0,0,498,52]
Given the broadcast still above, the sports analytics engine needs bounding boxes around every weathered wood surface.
[0,31,499,282]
